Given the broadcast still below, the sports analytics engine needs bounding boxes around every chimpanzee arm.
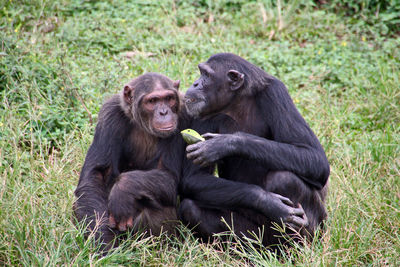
[188,133,329,190]
[229,133,329,189]
[180,159,307,227]
[187,133,329,189]
[74,139,120,246]
[187,79,329,189]
[74,96,126,246]
[254,78,329,188]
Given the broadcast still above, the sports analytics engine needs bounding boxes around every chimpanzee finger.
[289,215,308,228]
[186,152,195,160]
[202,133,219,139]
[193,156,205,166]
[126,216,134,228]
[298,204,309,226]
[186,143,201,153]
[291,206,305,217]
[301,213,309,227]
[277,195,294,207]
[118,219,127,231]
[187,150,202,160]
[109,214,116,228]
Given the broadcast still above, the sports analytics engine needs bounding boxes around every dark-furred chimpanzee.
[74,73,188,251]
[179,53,329,248]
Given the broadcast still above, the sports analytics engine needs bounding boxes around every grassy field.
[1,0,399,265]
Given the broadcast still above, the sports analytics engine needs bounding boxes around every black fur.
[73,73,188,251]
[180,53,329,248]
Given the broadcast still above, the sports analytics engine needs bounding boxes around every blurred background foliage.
[1,0,399,150]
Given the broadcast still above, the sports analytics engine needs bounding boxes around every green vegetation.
[1,0,399,265]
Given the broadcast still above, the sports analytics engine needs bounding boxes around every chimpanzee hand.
[108,185,158,232]
[186,133,238,167]
[262,192,308,230]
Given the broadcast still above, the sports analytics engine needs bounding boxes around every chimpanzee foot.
[286,204,309,231]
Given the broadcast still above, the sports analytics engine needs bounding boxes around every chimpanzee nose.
[159,109,168,116]
[185,98,195,104]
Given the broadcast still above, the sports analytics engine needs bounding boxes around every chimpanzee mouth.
[157,124,175,131]
[185,97,198,104]
[185,99,206,117]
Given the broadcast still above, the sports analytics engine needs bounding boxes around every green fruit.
[181,128,219,177]
[181,129,205,144]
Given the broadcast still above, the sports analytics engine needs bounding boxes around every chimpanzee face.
[140,88,179,138]
[123,74,181,138]
[185,62,244,118]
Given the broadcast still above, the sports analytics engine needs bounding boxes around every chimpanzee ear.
[173,80,180,90]
[123,85,134,104]
[227,70,244,91]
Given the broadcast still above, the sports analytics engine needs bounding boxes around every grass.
[1,0,399,265]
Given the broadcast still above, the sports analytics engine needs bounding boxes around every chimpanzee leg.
[263,171,327,236]
[179,199,282,245]
[179,199,229,241]
[179,172,327,245]
[131,205,178,236]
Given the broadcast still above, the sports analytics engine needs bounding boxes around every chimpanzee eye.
[201,70,209,78]
[149,98,156,104]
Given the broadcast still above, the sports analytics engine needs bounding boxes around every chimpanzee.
[179,53,329,247]
[73,73,188,251]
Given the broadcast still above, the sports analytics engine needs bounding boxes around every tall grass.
[1,0,399,265]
